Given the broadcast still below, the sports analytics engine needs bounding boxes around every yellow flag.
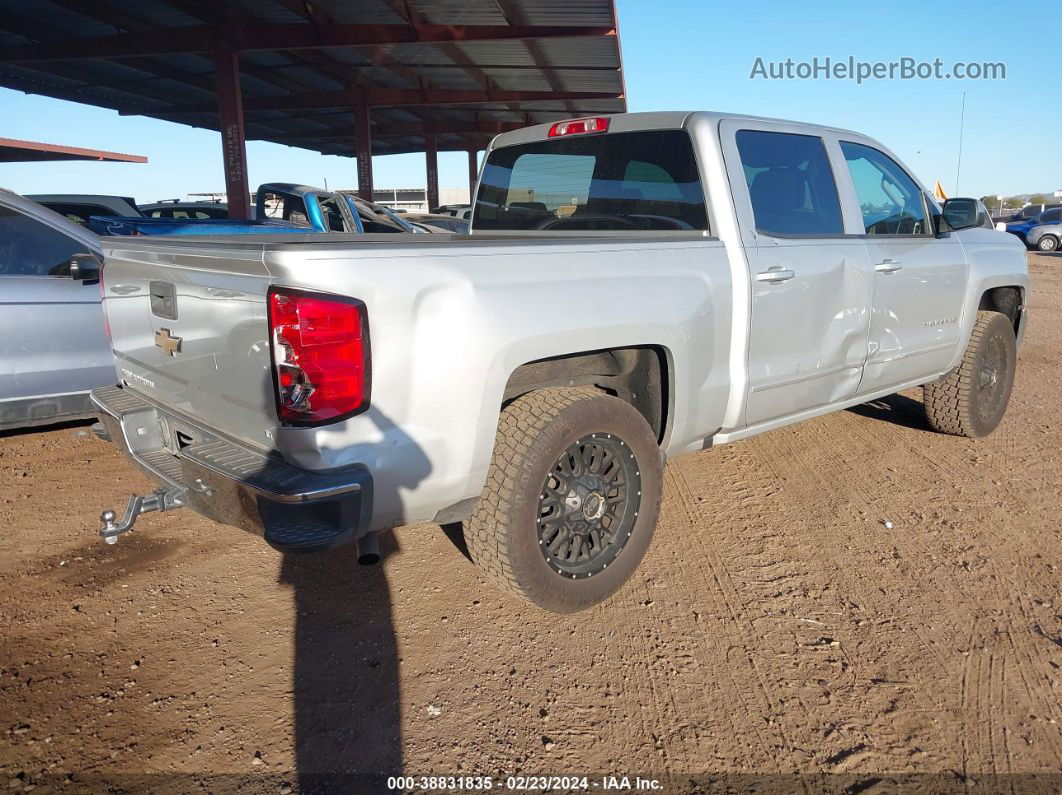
[933,181,948,201]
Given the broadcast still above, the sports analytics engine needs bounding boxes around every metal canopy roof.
[0,136,147,162]
[0,0,626,157]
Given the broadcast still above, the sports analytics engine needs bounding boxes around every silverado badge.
[154,327,183,356]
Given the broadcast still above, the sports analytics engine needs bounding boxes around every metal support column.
[425,132,439,212]
[215,51,251,219]
[354,105,374,201]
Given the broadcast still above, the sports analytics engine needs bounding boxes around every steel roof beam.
[0,23,616,63]
[492,0,575,114]
[40,0,328,96]
[135,88,621,114]
[260,120,530,140]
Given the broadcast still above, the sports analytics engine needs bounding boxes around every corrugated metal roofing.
[0,0,625,157]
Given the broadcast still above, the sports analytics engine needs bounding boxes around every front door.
[724,123,874,427]
[837,141,967,393]
[0,205,111,425]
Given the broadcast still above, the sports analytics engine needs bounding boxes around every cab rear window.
[473,129,708,232]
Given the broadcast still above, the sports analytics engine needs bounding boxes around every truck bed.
[99,229,732,529]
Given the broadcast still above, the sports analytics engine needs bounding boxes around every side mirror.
[942,198,982,232]
[69,252,102,282]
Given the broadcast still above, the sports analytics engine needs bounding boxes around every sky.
[0,0,1057,203]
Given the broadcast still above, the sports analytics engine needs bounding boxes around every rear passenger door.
[837,141,967,394]
[722,121,874,427]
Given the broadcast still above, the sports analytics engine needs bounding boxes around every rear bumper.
[90,385,372,551]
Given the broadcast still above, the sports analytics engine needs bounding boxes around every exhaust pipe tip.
[356,532,381,565]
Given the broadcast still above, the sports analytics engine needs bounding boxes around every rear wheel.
[923,310,1016,438]
[1036,234,1059,252]
[465,387,663,612]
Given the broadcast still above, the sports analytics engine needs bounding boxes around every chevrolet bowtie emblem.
[154,327,182,356]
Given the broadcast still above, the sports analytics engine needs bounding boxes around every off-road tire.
[1036,234,1059,252]
[465,387,663,612]
[923,310,1016,438]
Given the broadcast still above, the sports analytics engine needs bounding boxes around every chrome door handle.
[755,268,795,283]
[874,259,903,273]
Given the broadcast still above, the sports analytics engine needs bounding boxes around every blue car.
[1000,206,1062,246]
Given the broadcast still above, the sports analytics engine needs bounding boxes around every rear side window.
[0,206,86,277]
[260,191,310,226]
[736,130,843,236]
[39,202,118,226]
[474,130,708,231]
[1041,209,1062,223]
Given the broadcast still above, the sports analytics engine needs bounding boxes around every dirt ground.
[2,255,1060,793]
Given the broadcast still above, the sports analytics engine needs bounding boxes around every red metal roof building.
[0,137,147,163]
[0,0,626,216]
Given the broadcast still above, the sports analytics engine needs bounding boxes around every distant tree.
[1027,194,1054,206]
[1006,196,1027,208]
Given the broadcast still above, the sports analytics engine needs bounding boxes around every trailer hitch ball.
[98,486,187,544]
[101,511,119,545]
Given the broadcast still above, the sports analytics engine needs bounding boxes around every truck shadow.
[278,535,401,792]
[272,403,431,791]
[847,393,931,431]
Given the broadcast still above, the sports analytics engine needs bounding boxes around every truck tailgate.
[101,239,278,452]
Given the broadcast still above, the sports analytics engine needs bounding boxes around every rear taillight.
[267,288,369,426]
[548,116,610,137]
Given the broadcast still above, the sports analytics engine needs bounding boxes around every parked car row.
[1005,203,1062,222]
[997,206,1062,251]
[25,188,467,235]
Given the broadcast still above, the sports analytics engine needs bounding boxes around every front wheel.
[923,310,1017,438]
[1036,234,1059,252]
[465,387,663,612]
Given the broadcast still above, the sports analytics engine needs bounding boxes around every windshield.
[473,129,709,232]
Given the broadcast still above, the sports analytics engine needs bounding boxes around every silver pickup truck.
[90,111,1028,613]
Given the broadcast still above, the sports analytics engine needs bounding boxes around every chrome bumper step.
[89,385,373,552]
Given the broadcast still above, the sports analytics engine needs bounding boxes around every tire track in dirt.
[664,454,823,775]
[651,468,784,770]
[710,435,953,770]
[746,411,1062,773]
